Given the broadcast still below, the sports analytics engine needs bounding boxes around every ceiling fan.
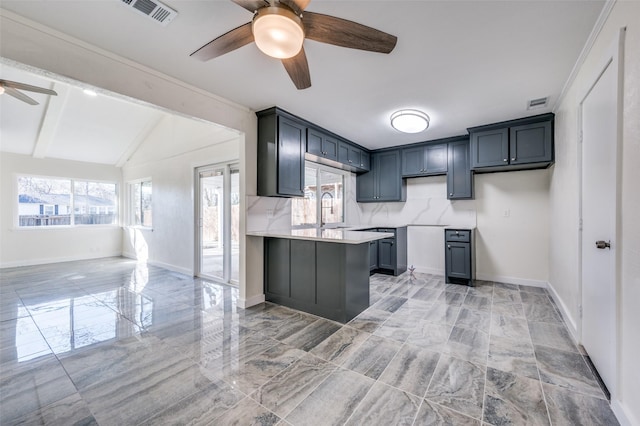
[0,79,58,105]
[190,0,397,90]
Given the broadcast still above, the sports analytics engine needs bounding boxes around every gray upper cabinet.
[469,128,508,168]
[401,143,448,177]
[447,138,474,199]
[360,151,370,171]
[307,128,338,162]
[469,113,554,172]
[338,140,369,171]
[257,108,306,197]
[357,150,406,202]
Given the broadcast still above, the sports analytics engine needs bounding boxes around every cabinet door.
[356,169,376,201]
[265,238,290,297]
[338,141,350,165]
[323,136,339,161]
[470,128,509,168]
[359,151,371,171]
[376,150,403,201]
[446,242,470,280]
[290,240,316,304]
[348,146,361,167]
[509,121,552,165]
[424,143,448,174]
[447,140,473,199]
[378,238,396,270]
[401,146,425,176]
[369,239,378,271]
[306,128,324,157]
[278,116,306,196]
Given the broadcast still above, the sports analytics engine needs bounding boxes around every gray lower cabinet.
[445,228,475,285]
[366,227,407,276]
[264,237,370,323]
[447,138,474,199]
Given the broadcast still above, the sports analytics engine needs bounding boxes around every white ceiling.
[0,0,605,154]
[0,62,240,166]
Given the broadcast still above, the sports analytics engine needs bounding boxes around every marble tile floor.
[0,257,619,425]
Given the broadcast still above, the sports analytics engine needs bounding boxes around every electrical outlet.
[503,209,511,218]
[266,209,274,218]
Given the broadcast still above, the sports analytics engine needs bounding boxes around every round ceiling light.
[252,6,304,59]
[390,109,430,133]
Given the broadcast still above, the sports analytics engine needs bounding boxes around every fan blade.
[191,22,254,61]
[0,79,57,96]
[231,0,267,13]
[303,12,397,54]
[279,0,310,14]
[282,47,311,90]
[3,87,39,105]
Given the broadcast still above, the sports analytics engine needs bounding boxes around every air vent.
[527,97,548,110]
[120,0,178,26]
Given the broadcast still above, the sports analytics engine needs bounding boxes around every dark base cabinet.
[445,228,475,285]
[366,227,407,276]
[264,238,370,323]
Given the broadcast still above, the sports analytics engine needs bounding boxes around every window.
[292,162,347,228]
[17,176,117,227]
[74,181,117,225]
[131,180,152,227]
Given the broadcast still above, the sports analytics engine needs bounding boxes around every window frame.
[291,161,349,229]
[129,178,153,229]
[16,174,119,229]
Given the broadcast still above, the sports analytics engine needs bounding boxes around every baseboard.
[146,259,193,276]
[475,273,548,288]
[238,294,265,309]
[612,399,636,426]
[546,281,579,341]
[0,251,122,269]
[121,252,193,276]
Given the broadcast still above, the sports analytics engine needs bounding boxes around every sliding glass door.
[196,164,239,284]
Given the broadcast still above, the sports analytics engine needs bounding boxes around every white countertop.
[246,228,394,244]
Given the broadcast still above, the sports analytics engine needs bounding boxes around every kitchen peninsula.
[247,228,393,323]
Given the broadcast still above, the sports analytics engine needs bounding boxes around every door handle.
[595,240,611,249]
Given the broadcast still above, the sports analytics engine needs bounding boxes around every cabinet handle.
[447,245,451,249]
[349,160,353,163]
[511,157,516,161]
[449,193,453,196]
[503,158,508,162]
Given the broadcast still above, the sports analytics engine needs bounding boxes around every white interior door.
[580,36,621,394]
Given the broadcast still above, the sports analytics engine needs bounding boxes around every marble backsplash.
[246,195,292,232]
[246,174,477,232]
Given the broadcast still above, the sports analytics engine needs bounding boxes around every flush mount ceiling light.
[252,6,304,59]
[390,109,430,133]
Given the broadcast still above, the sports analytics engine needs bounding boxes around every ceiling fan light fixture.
[252,6,304,59]
[390,109,430,133]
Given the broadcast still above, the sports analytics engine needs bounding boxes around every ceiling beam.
[32,82,70,159]
[115,112,165,167]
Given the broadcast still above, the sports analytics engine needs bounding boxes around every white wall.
[475,169,550,286]
[550,1,640,423]
[121,116,240,275]
[0,10,262,307]
[0,152,122,267]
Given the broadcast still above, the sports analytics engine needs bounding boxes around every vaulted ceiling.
[0,0,606,158]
